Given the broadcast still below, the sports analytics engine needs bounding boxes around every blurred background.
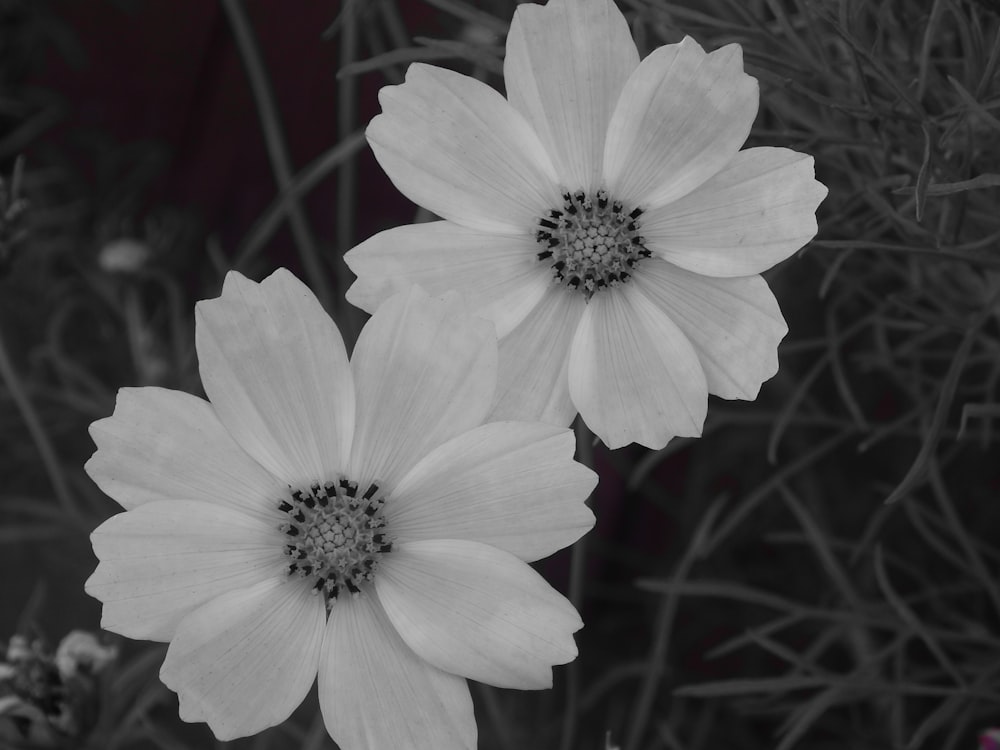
[2,0,1000,748]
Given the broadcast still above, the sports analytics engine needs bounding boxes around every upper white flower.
[345,0,828,450]
[84,269,596,749]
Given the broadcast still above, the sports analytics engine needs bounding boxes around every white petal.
[376,539,581,689]
[488,287,585,427]
[603,38,758,209]
[86,501,286,641]
[568,284,708,449]
[368,63,561,233]
[504,0,639,192]
[388,422,596,561]
[159,577,325,741]
[349,287,497,492]
[85,387,283,521]
[195,269,355,487]
[635,258,788,400]
[318,591,476,750]
[640,147,827,277]
[344,221,551,337]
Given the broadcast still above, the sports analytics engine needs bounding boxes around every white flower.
[84,269,596,749]
[344,0,827,450]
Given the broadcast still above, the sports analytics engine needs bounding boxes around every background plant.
[1,0,998,748]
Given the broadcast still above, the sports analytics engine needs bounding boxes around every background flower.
[345,0,827,450]
[84,271,596,749]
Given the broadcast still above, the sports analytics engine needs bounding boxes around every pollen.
[277,478,392,607]
[534,189,652,299]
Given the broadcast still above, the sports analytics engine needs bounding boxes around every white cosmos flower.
[344,0,828,450]
[84,269,596,749]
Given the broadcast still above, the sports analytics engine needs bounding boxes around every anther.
[532,189,650,299]
[278,477,392,607]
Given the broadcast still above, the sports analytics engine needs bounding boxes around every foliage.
[1,0,998,747]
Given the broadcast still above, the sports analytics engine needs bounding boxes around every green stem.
[0,327,77,520]
[220,0,333,308]
[559,417,594,750]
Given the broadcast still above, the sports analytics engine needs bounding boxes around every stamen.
[276,477,393,609]
[533,188,650,299]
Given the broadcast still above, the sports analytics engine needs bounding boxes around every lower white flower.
[84,269,597,749]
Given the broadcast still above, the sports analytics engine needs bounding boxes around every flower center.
[277,478,392,606]
[534,189,652,299]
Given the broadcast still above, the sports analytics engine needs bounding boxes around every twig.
[220,0,332,307]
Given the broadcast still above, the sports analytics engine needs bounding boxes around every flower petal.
[318,591,476,750]
[488,287,585,427]
[504,0,639,192]
[640,147,827,277]
[376,539,581,689]
[349,287,497,492]
[159,577,325,741]
[344,221,550,337]
[568,283,708,449]
[388,422,596,562]
[195,269,355,487]
[85,387,284,521]
[86,500,285,642]
[635,258,788,400]
[368,63,561,233]
[603,37,758,210]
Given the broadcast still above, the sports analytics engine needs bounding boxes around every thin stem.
[336,0,363,341]
[233,131,367,270]
[0,327,77,520]
[560,417,594,750]
[624,498,727,750]
[220,0,332,308]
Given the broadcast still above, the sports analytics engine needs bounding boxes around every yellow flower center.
[534,189,651,299]
[277,478,391,606]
